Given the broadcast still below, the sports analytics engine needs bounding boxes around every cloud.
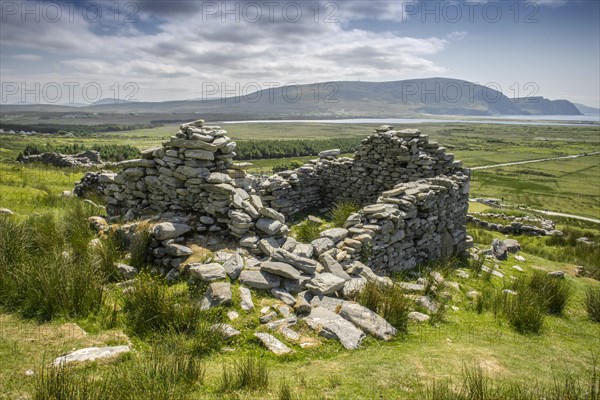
[12,54,43,61]
[0,0,466,101]
[446,31,467,41]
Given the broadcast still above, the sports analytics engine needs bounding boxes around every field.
[0,121,599,399]
[1,121,598,216]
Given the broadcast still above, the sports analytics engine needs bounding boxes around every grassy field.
[471,154,600,219]
[0,134,599,399]
[1,212,599,399]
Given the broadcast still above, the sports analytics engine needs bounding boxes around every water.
[222,115,600,127]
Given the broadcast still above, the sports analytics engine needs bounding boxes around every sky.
[1,0,599,107]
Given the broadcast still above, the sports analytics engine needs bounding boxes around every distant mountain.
[0,78,587,118]
[511,97,582,115]
[574,103,600,116]
[91,98,135,106]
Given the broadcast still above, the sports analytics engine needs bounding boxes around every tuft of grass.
[129,222,152,269]
[123,273,203,337]
[92,234,122,281]
[330,201,360,228]
[294,219,322,243]
[527,271,573,315]
[219,355,270,392]
[503,286,545,334]
[358,281,411,332]
[34,346,205,400]
[278,379,293,400]
[585,288,600,323]
[426,361,600,400]
[0,208,105,321]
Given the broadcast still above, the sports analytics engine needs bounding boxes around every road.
[470,151,600,170]
[529,209,600,224]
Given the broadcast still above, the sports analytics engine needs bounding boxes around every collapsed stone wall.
[259,126,463,218]
[88,120,471,274]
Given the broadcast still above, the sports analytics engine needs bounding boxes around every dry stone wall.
[259,126,464,218]
[87,120,471,274]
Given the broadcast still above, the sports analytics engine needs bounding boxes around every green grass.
[0,202,106,321]
[219,355,270,392]
[330,201,361,227]
[0,121,599,399]
[585,288,600,323]
[358,281,411,332]
[470,155,600,219]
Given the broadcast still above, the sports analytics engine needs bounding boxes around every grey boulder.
[239,270,280,290]
[303,306,365,350]
[305,273,346,295]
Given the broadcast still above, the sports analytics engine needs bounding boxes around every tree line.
[234,137,361,160]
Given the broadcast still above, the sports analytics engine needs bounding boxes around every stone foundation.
[80,120,471,274]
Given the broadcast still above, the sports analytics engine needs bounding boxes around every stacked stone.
[259,126,464,219]
[347,174,471,273]
[74,170,111,198]
[94,120,471,275]
[101,120,288,241]
[20,150,103,168]
[467,214,560,236]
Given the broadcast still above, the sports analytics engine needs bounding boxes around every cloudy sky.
[1,0,599,106]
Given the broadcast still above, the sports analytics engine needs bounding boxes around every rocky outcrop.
[20,150,103,168]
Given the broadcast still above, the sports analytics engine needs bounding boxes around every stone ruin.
[77,119,472,350]
[88,119,471,275]
[19,150,104,168]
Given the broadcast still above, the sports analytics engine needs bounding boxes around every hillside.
[0,78,585,118]
[511,97,582,115]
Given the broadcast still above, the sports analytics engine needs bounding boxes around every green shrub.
[527,271,573,315]
[503,287,544,334]
[294,220,322,243]
[34,346,205,400]
[426,362,598,400]
[123,273,201,336]
[129,223,152,269]
[0,211,105,321]
[34,362,104,400]
[219,355,270,392]
[278,379,293,400]
[585,288,600,323]
[92,235,122,282]
[358,281,411,332]
[331,201,360,228]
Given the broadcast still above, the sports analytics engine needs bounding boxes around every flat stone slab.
[53,346,130,366]
[222,253,244,279]
[320,228,349,243]
[207,282,232,306]
[303,306,365,350]
[255,218,286,235]
[188,263,227,281]
[211,323,241,339]
[153,222,191,240]
[165,243,193,257]
[239,270,280,290]
[397,282,425,292]
[254,332,294,355]
[116,263,137,279]
[339,302,397,341]
[261,261,301,280]
[408,311,430,322]
[271,288,296,306]
[311,237,335,256]
[239,286,255,310]
[271,249,318,274]
[320,254,351,280]
[305,273,346,295]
